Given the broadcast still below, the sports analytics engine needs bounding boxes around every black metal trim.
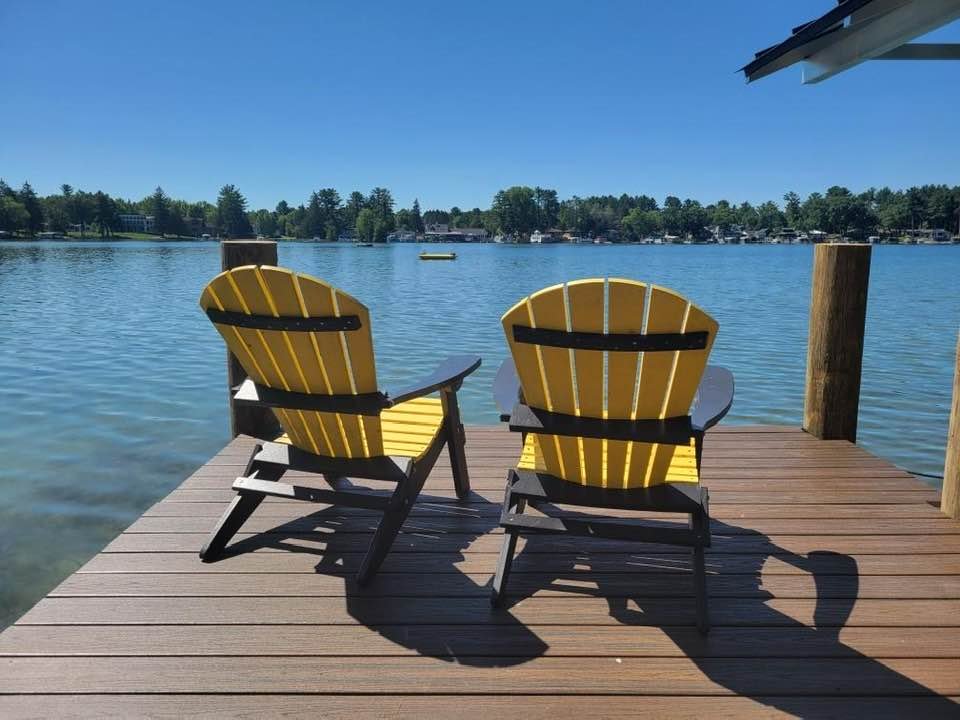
[508,402,694,445]
[512,325,708,352]
[233,378,388,415]
[206,308,361,332]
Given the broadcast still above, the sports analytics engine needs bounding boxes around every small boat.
[419,252,457,261]
[355,242,374,247]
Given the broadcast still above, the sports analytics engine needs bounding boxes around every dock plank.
[2,695,959,720]
[1,425,958,717]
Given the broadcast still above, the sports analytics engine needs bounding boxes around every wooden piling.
[942,332,960,519]
[803,243,872,442]
[220,239,280,439]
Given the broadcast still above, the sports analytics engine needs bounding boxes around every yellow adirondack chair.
[491,278,733,632]
[198,265,480,583]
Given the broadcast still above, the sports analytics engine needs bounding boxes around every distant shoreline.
[2,234,958,247]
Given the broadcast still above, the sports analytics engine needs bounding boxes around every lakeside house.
[185,216,214,237]
[905,228,955,243]
[386,230,417,242]
[117,213,155,233]
[530,230,561,244]
[423,227,490,242]
[453,227,489,242]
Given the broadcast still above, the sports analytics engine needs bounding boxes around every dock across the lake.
[2,424,959,718]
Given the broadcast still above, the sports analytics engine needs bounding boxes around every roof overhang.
[742,0,960,83]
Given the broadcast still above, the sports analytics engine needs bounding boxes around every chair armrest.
[386,354,481,405]
[691,365,734,432]
[493,359,521,422]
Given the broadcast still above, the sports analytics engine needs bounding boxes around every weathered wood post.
[221,239,280,438]
[803,243,872,442]
[942,332,960,519]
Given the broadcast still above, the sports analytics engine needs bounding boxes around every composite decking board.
[5,625,960,658]
[203,457,897,469]
[46,573,960,600]
[86,544,960,564]
[141,500,946,519]
[181,471,925,487]
[97,532,960,560]
[4,697,958,720]
[110,516,960,538]
[16,597,960,627]
[3,656,960,695]
[164,488,941,504]
[2,425,958,716]
[191,452,898,467]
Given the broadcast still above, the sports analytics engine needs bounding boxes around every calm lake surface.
[1,240,958,627]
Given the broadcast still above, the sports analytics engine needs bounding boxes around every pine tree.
[151,186,170,236]
[94,191,117,237]
[411,198,424,233]
[216,184,252,237]
[18,182,44,235]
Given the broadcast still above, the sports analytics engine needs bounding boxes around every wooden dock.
[2,425,959,718]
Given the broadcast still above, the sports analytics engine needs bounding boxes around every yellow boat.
[419,252,457,261]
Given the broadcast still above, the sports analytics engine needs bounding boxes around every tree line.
[2,178,957,241]
[487,184,960,240]
[0,181,253,238]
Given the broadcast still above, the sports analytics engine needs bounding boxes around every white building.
[530,230,561,244]
[117,214,155,233]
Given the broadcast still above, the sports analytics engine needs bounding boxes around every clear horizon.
[3,1,959,211]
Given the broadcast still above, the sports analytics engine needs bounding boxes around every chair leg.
[199,444,281,561]
[200,491,266,561]
[323,474,346,489]
[491,478,524,607]
[356,462,425,585]
[490,529,519,607]
[441,387,471,500]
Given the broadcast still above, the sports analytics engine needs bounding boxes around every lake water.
[1,240,958,628]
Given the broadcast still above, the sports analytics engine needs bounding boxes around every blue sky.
[2,1,958,211]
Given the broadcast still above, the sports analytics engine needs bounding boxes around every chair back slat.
[626,286,693,486]
[501,288,565,476]
[200,266,385,458]
[503,278,718,489]
[567,279,606,486]
[528,285,582,482]
[605,279,647,486]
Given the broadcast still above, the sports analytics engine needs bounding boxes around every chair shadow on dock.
[220,495,958,714]
[221,484,548,668]
[499,513,959,718]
